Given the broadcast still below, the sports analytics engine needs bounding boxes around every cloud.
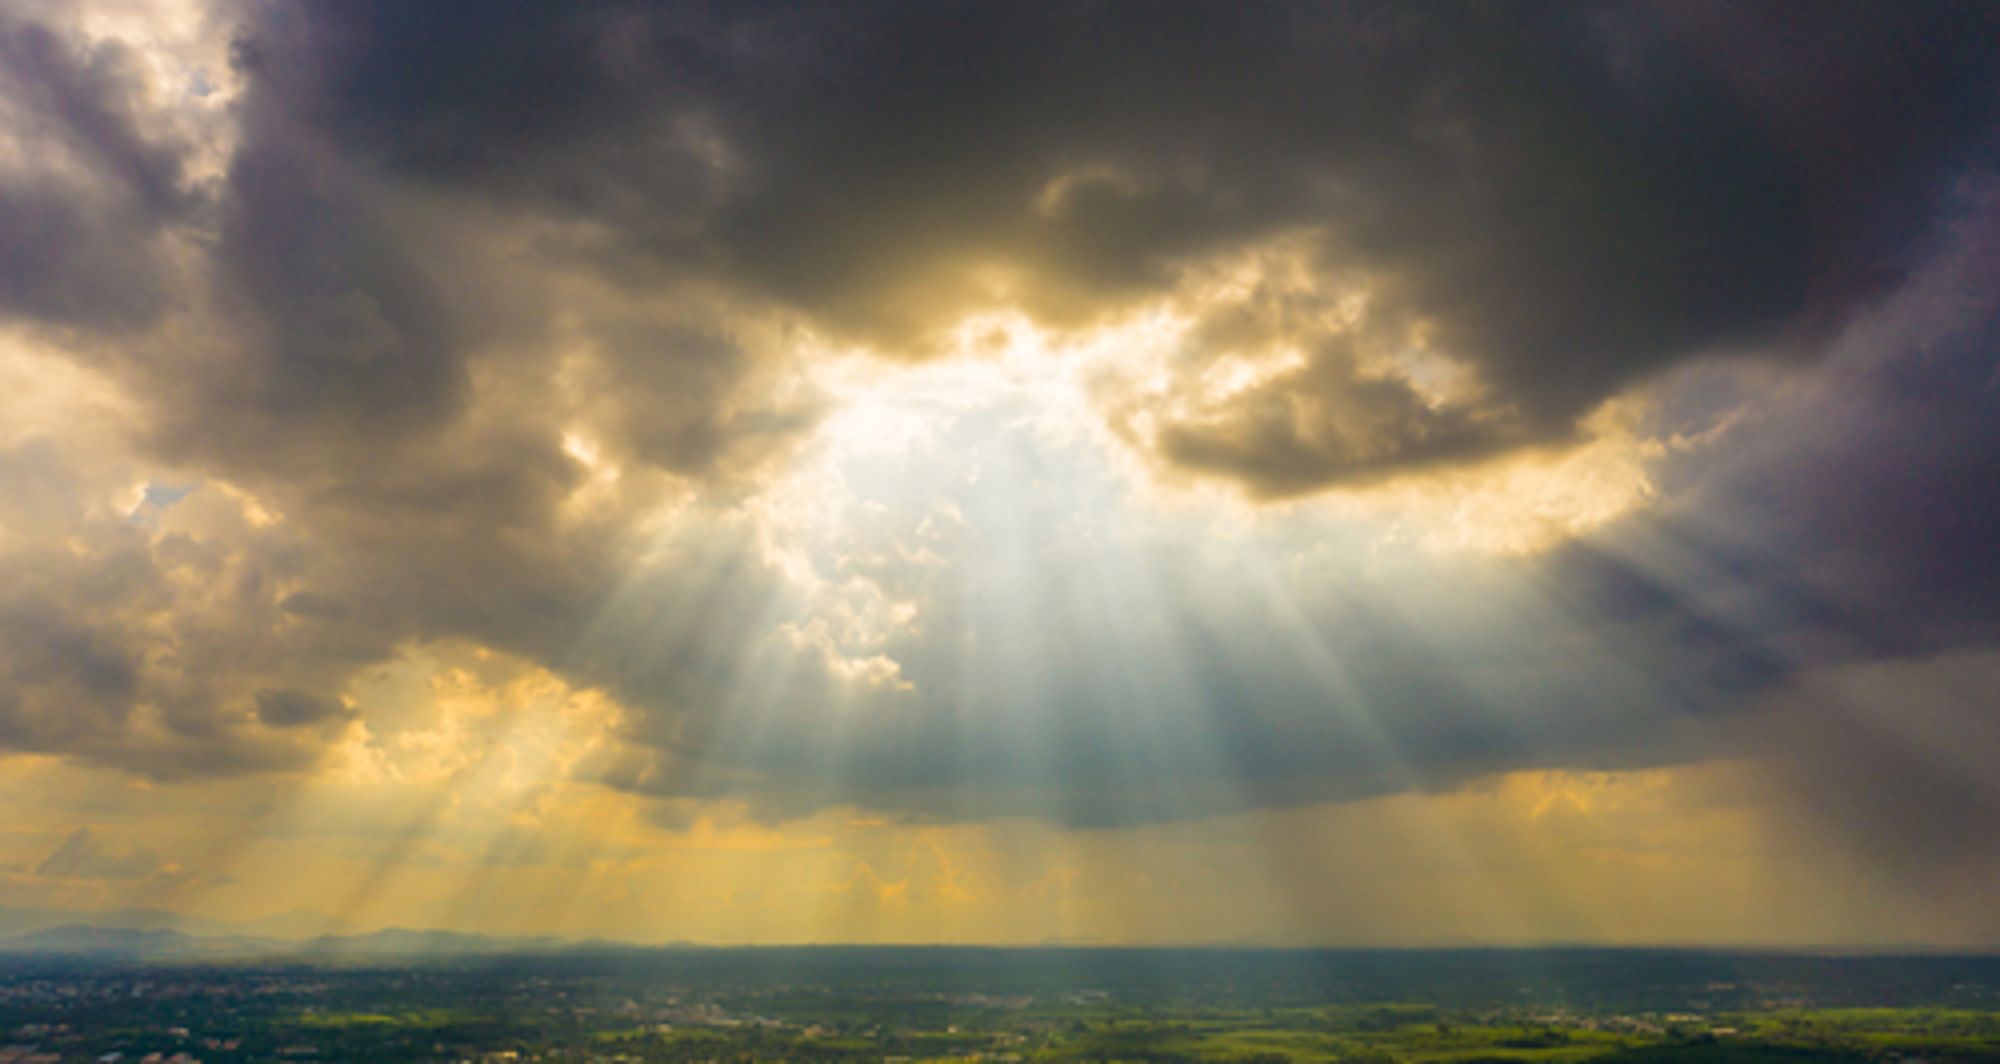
[0,11,204,331]
[0,0,1995,851]
[228,1,1996,490]
[576,180,2000,827]
[253,687,347,728]
[1565,178,2000,674]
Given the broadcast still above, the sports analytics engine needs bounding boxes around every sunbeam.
[2,0,1998,984]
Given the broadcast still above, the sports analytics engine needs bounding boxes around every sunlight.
[7,0,2000,1022]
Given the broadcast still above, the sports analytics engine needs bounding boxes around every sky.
[1,0,1999,948]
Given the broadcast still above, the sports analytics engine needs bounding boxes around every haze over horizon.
[2,0,1999,951]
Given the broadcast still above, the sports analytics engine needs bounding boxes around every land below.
[1,947,1996,1062]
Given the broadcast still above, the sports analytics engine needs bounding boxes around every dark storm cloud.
[253,687,347,728]
[0,12,198,329]
[277,590,349,620]
[238,0,1996,489]
[1587,190,2000,672]
[1657,1,2000,316]
[202,119,466,451]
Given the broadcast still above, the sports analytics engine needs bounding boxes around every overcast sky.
[2,0,1998,947]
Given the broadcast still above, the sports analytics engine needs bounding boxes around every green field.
[1,955,1996,1062]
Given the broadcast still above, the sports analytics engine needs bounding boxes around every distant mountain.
[2,924,198,956]
[0,903,359,942]
[0,903,711,961]
[0,916,635,962]
[296,927,572,957]
[0,905,208,937]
